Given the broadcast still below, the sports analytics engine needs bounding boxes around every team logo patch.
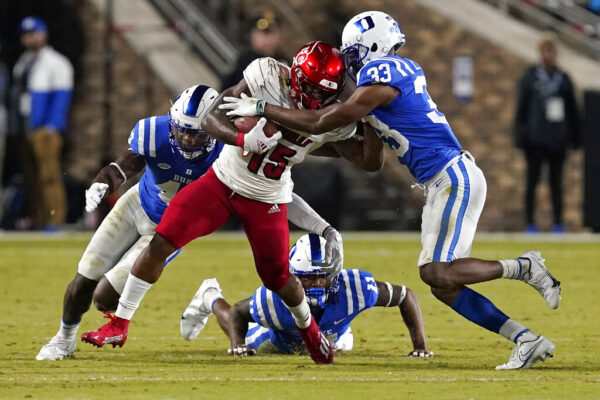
[158,163,171,170]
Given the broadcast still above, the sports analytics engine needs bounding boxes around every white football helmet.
[169,85,218,161]
[341,11,406,79]
[289,234,340,309]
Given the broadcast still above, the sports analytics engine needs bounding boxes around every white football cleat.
[180,278,222,340]
[519,250,561,309]
[36,335,76,360]
[495,335,555,370]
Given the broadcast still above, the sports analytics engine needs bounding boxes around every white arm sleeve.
[288,192,330,235]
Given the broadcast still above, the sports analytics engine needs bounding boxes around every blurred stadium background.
[1,0,600,233]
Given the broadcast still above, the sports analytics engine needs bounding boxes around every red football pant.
[155,168,290,291]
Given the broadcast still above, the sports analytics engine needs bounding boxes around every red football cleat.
[81,312,129,348]
[297,316,334,364]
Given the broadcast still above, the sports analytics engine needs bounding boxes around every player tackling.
[221,12,562,370]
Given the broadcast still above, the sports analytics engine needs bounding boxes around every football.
[233,116,280,138]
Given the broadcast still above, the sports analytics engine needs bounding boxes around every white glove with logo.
[85,182,109,213]
[219,93,265,117]
[241,117,281,154]
[321,227,343,278]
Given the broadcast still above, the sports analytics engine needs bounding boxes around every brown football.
[233,116,279,138]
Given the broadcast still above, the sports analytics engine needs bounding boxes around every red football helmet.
[290,41,345,110]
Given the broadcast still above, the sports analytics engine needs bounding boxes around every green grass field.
[1,232,599,399]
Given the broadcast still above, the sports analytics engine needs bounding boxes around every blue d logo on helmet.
[20,16,48,34]
[353,16,375,33]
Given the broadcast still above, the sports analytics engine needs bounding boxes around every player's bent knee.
[419,262,452,288]
[93,278,120,312]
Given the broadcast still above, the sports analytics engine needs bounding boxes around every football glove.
[407,350,434,358]
[321,227,343,279]
[85,182,109,213]
[228,345,256,357]
[239,117,281,154]
[219,93,265,117]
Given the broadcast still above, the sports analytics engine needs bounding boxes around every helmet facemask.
[289,233,340,309]
[168,114,216,161]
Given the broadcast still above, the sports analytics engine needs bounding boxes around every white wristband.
[110,162,127,183]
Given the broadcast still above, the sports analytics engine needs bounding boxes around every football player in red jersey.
[81,42,383,365]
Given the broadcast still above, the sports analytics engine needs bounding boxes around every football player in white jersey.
[180,233,433,359]
[81,42,383,365]
[221,12,562,370]
[37,84,345,361]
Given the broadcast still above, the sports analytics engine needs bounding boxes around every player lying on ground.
[80,41,384,364]
[220,12,562,370]
[180,233,433,358]
[36,85,344,361]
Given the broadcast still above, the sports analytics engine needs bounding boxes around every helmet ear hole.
[371,43,378,52]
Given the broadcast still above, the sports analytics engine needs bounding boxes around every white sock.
[58,320,80,341]
[204,289,224,312]
[286,294,311,329]
[499,319,537,343]
[115,273,153,320]
[500,258,530,279]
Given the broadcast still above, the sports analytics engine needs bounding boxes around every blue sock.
[451,287,509,333]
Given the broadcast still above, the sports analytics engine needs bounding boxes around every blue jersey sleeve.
[338,269,379,314]
[128,119,144,156]
[128,117,161,158]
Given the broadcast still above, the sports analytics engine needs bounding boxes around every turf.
[1,232,598,399]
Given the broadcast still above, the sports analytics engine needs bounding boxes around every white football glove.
[228,345,256,357]
[219,93,265,117]
[407,350,434,358]
[241,117,281,154]
[85,182,109,213]
[321,227,343,279]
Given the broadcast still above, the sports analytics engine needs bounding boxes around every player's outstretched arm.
[228,298,256,357]
[330,122,384,172]
[374,280,433,357]
[85,149,145,212]
[222,84,397,135]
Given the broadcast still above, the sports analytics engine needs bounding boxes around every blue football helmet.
[289,233,340,309]
[341,11,406,80]
[169,85,218,161]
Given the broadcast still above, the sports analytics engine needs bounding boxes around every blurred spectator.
[513,34,580,233]
[0,47,7,223]
[8,16,73,230]
[220,11,281,90]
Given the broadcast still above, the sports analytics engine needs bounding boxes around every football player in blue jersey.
[219,11,562,370]
[35,85,222,360]
[180,233,433,358]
